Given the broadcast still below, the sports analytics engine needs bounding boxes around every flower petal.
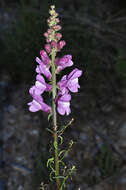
[68,78,80,93]
[40,50,50,65]
[68,68,82,80]
[57,93,71,115]
[36,58,52,80]
[28,95,51,113]
[28,100,42,112]
[56,55,73,72]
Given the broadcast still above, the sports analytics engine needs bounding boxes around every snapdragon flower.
[29,75,52,96]
[36,56,52,80]
[57,93,71,115]
[58,68,82,94]
[28,94,51,113]
[40,50,51,65]
[55,55,73,72]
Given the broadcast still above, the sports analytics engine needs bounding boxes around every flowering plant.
[28,5,82,190]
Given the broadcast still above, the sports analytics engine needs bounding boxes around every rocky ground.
[0,72,126,190]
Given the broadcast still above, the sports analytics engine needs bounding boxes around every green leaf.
[58,160,65,167]
[49,171,55,181]
[48,113,52,121]
[59,118,74,135]
[47,157,54,168]
[53,176,65,179]
[53,141,58,150]
[58,135,63,145]
[46,128,53,134]
[59,150,66,157]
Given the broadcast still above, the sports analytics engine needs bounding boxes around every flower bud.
[46,39,51,43]
[44,32,48,38]
[55,33,62,41]
[57,40,66,50]
[45,44,51,53]
[47,18,51,23]
[56,18,60,23]
[47,29,52,34]
[53,25,62,31]
[51,41,57,48]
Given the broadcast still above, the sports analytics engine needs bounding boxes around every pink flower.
[59,68,82,93]
[36,75,52,91]
[45,44,51,53]
[55,33,62,41]
[36,57,52,80]
[57,93,71,115]
[40,50,50,65]
[29,75,52,95]
[57,40,66,50]
[51,41,57,48]
[28,95,51,113]
[55,55,73,72]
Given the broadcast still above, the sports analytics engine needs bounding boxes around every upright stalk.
[51,48,60,189]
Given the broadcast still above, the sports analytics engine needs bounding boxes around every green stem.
[51,48,60,189]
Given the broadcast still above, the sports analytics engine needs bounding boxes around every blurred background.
[0,0,126,189]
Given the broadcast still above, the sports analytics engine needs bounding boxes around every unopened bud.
[46,38,51,43]
[44,32,48,38]
[53,25,62,31]
[56,18,60,23]
[45,44,51,53]
[47,29,52,34]
[55,33,62,41]
[51,41,57,48]
[51,5,55,10]
[57,40,66,50]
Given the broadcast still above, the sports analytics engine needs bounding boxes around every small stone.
[80,133,87,141]
[29,130,39,136]
[11,162,32,176]
[101,104,113,113]
[119,122,126,139]
[109,119,115,126]
[118,121,126,148]
[3,128,15,141]
[118,176,126,184]
[0,180,5,190]
[7,105,16,114]
[24,114,31,121]
[8,119,15,124]
[17,185,23,190]
[33,115,39,121]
